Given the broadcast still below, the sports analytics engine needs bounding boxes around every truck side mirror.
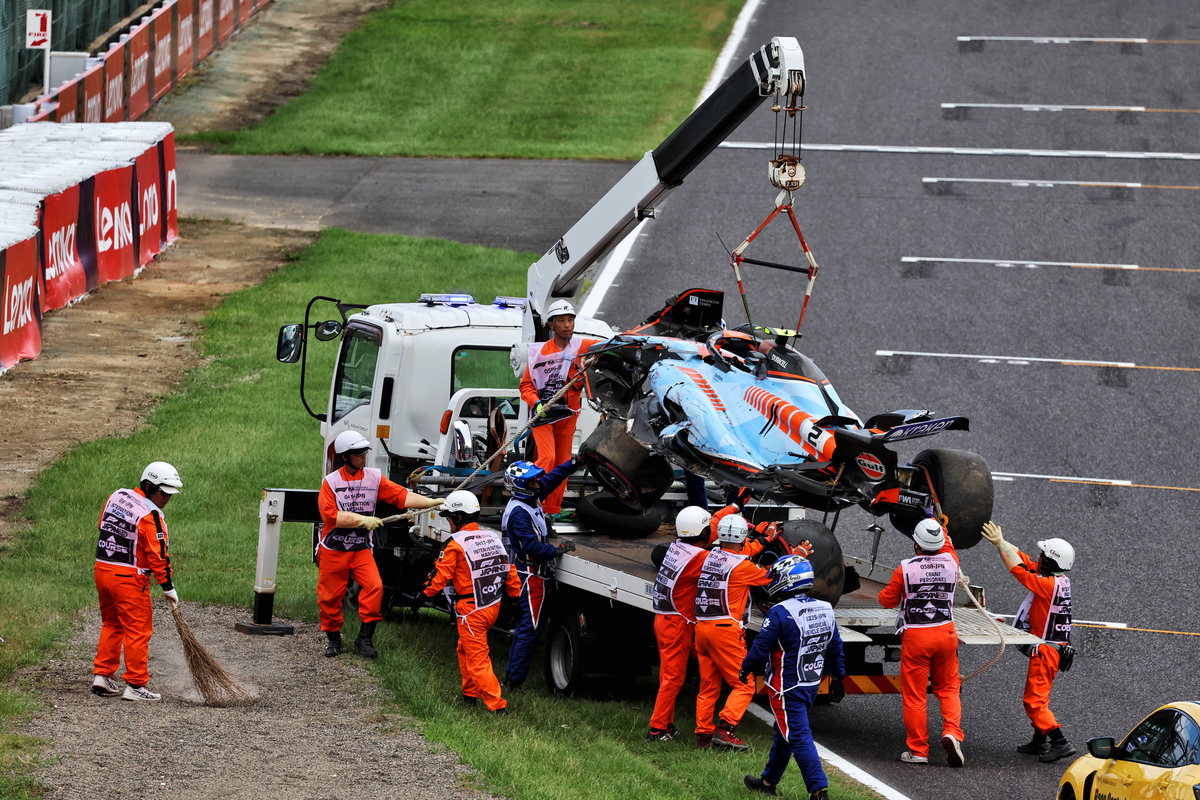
[1087,737,1115,759]
[277,323,304,363]
[314,320,342,342]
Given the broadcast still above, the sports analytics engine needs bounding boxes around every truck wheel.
[757,520,847,606]
[904,449,993,550]
[544,612,585,695]
[575,492,661,538]
[581,419,673,511]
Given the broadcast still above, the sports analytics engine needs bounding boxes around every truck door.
[325,320,385,473]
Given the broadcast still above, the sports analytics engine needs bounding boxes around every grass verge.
[0,228,879,800]
[185,0,744,158]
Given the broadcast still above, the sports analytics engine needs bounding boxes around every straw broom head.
[168,603,252,706]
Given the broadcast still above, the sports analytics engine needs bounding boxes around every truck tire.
[581,419,673,511]
[756,519,847,606]
[575,492,661,538]
[892,449,993,550]
[544,612,585,695]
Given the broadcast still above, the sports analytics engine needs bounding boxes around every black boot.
[324,630,342,658]
[743,775,776,795]
[1038,727,1077,763]
[354,621,378,658]
[1017,730,1050,755]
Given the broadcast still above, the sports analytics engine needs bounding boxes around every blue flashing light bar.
[419,293,475,307]
[492,296,527,309]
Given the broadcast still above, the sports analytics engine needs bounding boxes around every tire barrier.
[11,0,271,124]
[0,121,178,373]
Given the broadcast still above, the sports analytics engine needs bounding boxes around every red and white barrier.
[0,122,179,373]
[13,0,272,134]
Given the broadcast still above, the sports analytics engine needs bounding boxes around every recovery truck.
[251,36,1040,696]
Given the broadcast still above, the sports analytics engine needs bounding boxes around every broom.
[167,601,252,706]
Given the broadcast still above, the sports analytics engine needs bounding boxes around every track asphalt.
[177,2,1199,797]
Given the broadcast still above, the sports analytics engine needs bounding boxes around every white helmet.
[439,490,481,517]
[912,518,946,552]
[333,430,371,454]
[1038,538,1075,572]
[716,514,748,544]
[675,506,712,540]
[141,461,182,494]
[545,299,576,322]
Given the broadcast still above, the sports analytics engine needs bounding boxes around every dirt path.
[0,221,313,533]
[1,5,500,797]
[21,604,491,800]
[147,0,389,134]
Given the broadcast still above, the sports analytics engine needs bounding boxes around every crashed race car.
[579,288,994,557]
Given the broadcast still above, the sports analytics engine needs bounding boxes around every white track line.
[719,141,1200,161]
[582,1,758,318]
[924,177,1143,188]
[744,704,917,800]
[957,35,1200,45]
[943,102,1149,112]
[875,348,1136,368]
[902,256,1139,269]
[695,0,762,107]
[957,36,1145,44]
[578,219,648,318]
[991,471,1133,486]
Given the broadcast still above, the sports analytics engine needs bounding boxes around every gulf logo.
[855,453,886,481]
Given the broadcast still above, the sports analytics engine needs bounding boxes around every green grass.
[0,227,878,800]
[186,0,743,158]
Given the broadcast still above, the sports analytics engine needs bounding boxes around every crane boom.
[523,36,805,341]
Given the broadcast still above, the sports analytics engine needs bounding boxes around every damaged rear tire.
[892,448,993,550]
[581,419,673,511]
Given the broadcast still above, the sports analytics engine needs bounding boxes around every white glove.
[163,588,180,607]
[360,516,385,530]
[981,521,1005,547]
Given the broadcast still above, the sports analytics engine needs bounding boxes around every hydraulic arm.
[523,36,806,341]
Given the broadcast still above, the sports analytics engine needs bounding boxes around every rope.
[957,568,1007,682]
[391,337,618,523]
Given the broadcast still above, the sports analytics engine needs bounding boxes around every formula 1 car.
[580,288,994,552]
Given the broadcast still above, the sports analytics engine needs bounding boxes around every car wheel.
[755,519,847,606]
[581,419,673,510]
[1057,783,1076,800]
[905,448,994,550]
[544,612,584,695]
[575,492,662,538]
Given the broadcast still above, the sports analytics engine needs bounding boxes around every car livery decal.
[743,387,836,461]
[678,366,726,411]
[856,453,886,480]
[881,416,968,442]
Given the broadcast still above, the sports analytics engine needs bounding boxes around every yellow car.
[1058,701,1200,799]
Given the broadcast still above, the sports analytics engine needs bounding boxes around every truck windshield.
[452,346,518,394]
[332,323,381,424]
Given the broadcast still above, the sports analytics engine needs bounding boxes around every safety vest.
[896,553,957,631]
[96,488,164,571]
[450,528,511,611]
[652,540,706,616]
[1014,574,1072,645]
[502,497,555,577]
[768,596,838,693]
[527,338,583,425]
[694,548,747,623]
[320,467,382,552]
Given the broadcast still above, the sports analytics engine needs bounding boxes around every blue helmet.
[766,555,815,599]
[504,460,545,500]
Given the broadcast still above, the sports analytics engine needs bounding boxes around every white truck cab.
[308,293,614,479]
